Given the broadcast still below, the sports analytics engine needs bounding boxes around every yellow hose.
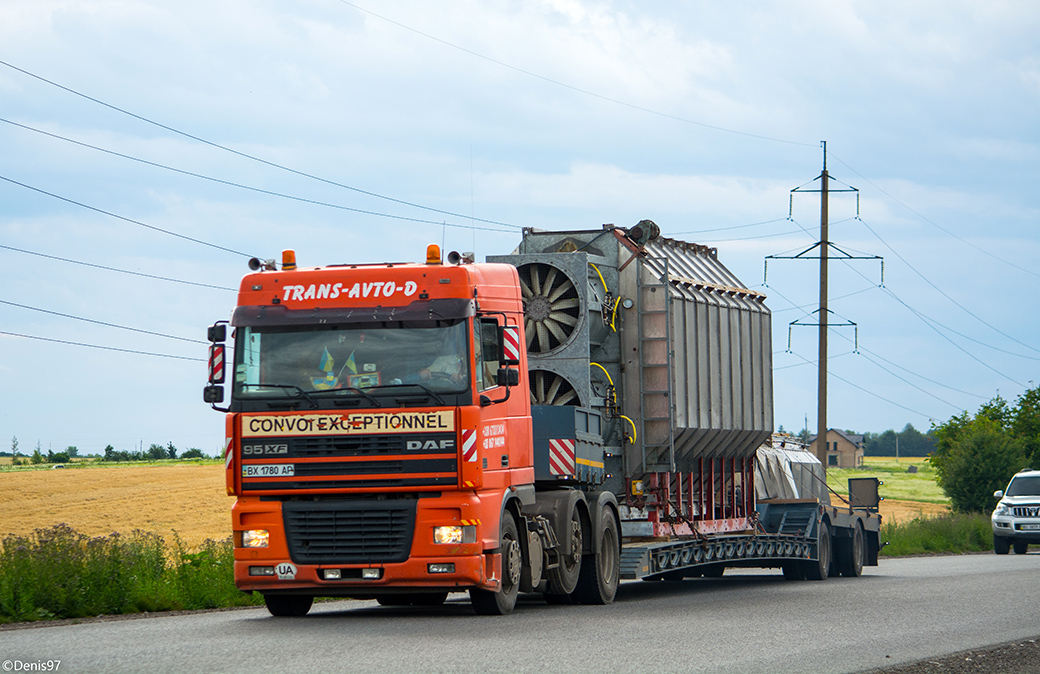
[590,361,613,387]
[620,415,636,444]
[588,263,608,294]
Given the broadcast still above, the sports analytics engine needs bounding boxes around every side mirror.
[203,385,224,404]
[208,323,227,343]
[994,490,1004,499]
[497,367,520,387]
[500,325,521,365]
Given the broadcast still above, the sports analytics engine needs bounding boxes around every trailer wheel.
[546,504,583,596]
[572,507,620,604]
[264,594,313,617]
[803,521,831,581]
[838,523,865,577]
[470,512,522,615]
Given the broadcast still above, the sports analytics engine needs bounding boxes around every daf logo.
[406,439,456,451]
[242,443,289,456]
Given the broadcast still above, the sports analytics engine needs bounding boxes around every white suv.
[992,468,1040,554]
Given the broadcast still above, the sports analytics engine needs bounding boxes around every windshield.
[232,320,470,404]
[1006,475,1040,497]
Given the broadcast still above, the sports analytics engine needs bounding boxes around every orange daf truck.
[205,224,880,616]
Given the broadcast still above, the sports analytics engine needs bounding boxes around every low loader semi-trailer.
[204,223,881,616]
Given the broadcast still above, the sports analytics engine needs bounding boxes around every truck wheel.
[264,594,313,617]
[571,507,620,605]
[803,521,831,581]
[838,523,865,577]
[994,535,1010,555]
[470,513,522,615]
[546,504,583,597]
[1013,541,1028,555]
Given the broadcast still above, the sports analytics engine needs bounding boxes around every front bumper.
[991,517,1040,543]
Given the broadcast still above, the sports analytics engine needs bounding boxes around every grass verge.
[0,524,261,624]
[880,512,993,556]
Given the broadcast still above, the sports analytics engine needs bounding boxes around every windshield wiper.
[309,386,382,408]
[369,382,447,406]
[241,384,319,409]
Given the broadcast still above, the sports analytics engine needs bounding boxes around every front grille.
[282,500,416,564]
[1012,505,1040,518]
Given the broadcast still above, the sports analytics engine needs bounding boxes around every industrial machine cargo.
[204,223,881,616]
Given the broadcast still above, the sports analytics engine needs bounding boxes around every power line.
[828,152,1040,280]
[0,174,253,257]
[0,244,236,291]
[0,331,203,361]
[337,1,815,149]
[855,215,1039,356]
[0,59,519,230]
[0,299,205,344]
[0,117,517,234]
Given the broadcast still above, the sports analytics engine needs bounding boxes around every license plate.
[243,464,295,478]
[1020,524,1040,530]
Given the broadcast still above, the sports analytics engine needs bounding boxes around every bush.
[881,512,992,556]
[0,525,261,623]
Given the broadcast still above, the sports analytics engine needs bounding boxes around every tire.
[470,512,522,615]
[264,594,313,617]
[838,524,865,578]
[546,503,584,597]
[571,507,620,605]
[994,535,1011,555]
[1013,541,1029,555]
[803,521,831,581]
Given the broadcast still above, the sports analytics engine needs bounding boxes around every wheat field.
[0,463,945,549]
[1,463,234,547]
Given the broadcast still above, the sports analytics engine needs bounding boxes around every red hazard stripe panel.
[208,345,225,383]
[548,439,575,476]
[502,325,521,362]
[462,429,477,463]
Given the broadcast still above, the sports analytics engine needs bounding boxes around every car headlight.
[994,503,1010,517]
[242,529,270,548]
[433,525,476,545]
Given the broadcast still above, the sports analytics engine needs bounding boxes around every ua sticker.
[276,562,297,580]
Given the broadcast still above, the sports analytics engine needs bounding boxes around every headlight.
[994,503,1010,517]
[433,525,476,544]
[242,529,270,548]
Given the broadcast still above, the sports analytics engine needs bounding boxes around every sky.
[1,0,1038,456]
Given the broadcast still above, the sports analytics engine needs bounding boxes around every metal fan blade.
[531,264,542,296]
[518,276,534,299]
[548,311,578,328]
[553,389,578,405]
[544,318,569,345]
[536,322,551,353]
[550,297,580,311]
[542,266,558,297]
[546,374,562,403]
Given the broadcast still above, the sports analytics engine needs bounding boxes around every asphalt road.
[3,553,1038,674]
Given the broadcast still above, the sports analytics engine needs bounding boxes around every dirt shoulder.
[863,637,1040,674]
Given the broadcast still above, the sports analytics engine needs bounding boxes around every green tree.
[181,448,206,459]
[147,444,166,461]
[10,436,18,456]
[1011,386,1040,464]
[50,451,70,464]
[166,442,178,460]
[30,448,43,465]
[933,418,1026,513]
[65,446,79,458]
